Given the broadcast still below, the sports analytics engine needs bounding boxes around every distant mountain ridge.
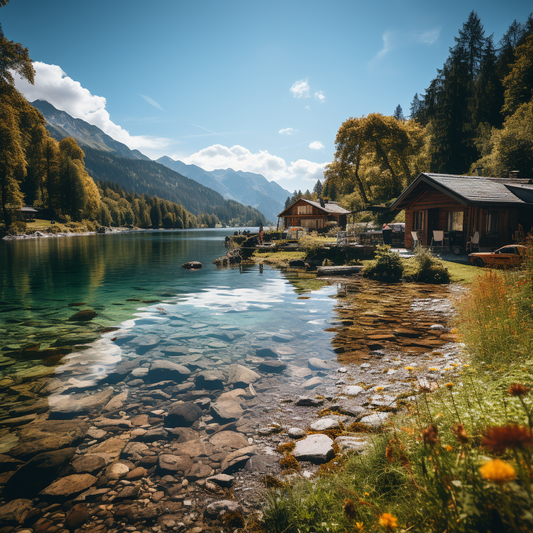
[32,100,150,161]
[157,157,290,222]
[31,100,266,225]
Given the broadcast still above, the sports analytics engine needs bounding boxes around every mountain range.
[156,157,289,223]
[32,100,289,222]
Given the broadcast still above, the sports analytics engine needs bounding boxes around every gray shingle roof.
[424,173,531,204]
[304,200,351,214]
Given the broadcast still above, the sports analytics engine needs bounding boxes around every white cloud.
[279,127,297,135]
[290,79,310,98]
[370,28,440,67]
[14,61,171,156]
[309,141,324,150]
[414,28,440,45]
[139,94,164,111]
[314,91,326,103]
[181,144,327,185]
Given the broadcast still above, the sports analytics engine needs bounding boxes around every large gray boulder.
[293,434,334,464]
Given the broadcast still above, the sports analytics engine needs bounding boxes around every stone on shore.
[209,431,249,450]
[359,412,391,428]
[158,454,193,474]
[293,434,334,464]
[334,436,368,454]
[310,417,342,431]
[308,357,335,371]
[210,400,243,422]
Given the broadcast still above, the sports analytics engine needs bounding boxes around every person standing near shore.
[259,223,264,245]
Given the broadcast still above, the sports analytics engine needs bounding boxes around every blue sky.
[3,0,532,193]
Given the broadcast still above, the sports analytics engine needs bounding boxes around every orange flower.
[482,425,533,454]
[379,512,398,531]
[421,424,439,446]
[508,383,531,397]
[453,423,469,445]
[343,498,356,519]
[480,459,516,484]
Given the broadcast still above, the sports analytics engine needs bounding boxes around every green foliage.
[411,246,451,284]
[363,244,404,282]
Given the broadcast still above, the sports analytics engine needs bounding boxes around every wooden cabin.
[390,173,533,250]
[278,199,351,230]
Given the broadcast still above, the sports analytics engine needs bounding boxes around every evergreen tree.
[313,179,323,196]
[473,36,503,127]
[393,105,405,121]
[452,11,486,83]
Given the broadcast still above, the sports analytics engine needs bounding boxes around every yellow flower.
[480,459,517,485]
[363,492,370,497]
[376,387,384,392]
[429,367,438,371]
[445,382,454,389]
[356,522,364,531]
[405,366,414,371]
[379,513,398,531]
[446,445,453,451]
[464,364,470,368]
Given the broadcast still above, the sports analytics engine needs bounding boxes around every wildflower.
[386,441,394,463]
[343,498,356,519]
[482,424,533,454]
[356,523,364,531]
[445,382,454,389]
[453,423,469,444]
[421,424,439,446]
[405,366,414,371]
[379,513,398,531]
[446,444,453,451]
[376,386,384,392]
[363,492,370,497]
[429,367,438,371]
[480,459,517,485]
[508,383,531,397]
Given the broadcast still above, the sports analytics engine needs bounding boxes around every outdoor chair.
[431,230,448,252]
[411,231,420,250]
[467,231,480,252]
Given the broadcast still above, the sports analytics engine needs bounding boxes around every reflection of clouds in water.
[55,338,122,383]
[178,279,287,312]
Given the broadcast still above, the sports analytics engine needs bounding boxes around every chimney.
[319,198,325,208]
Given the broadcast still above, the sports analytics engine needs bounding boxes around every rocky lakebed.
[0,277,466,533]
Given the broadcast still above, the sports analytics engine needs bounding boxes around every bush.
[6,221,27,235]
[412,246,450,284]
[363,245,404,281]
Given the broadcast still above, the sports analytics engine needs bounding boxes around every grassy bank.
[260,242,533,532]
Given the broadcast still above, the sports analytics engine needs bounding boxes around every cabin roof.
[278,198,351,217]
[390,173,533,210]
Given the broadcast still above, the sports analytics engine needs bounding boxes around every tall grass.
[456,243,533,366]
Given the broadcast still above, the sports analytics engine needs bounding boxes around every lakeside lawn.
[260,243,533,533]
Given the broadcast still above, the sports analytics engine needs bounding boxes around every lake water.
[0,229,340,395]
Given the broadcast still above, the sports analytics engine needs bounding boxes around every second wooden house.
[277,198,351,231]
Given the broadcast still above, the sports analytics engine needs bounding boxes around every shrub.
[412,247,450,284]
[363,245,403,282]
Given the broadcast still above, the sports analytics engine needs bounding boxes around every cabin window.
[447,211,464,231]
[413,211,424,231]
[297,204,313,215]
[486,211,500,234]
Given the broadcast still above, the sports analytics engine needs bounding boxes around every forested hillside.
[324,11,533,216]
